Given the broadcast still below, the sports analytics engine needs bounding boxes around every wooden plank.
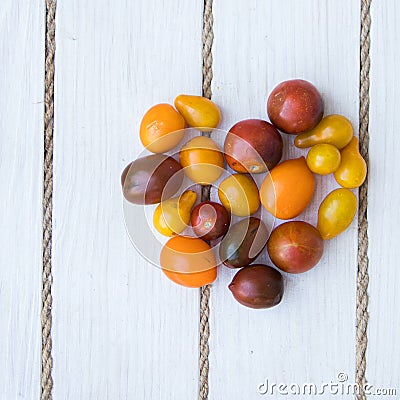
[52,1,203,398]
[0,1,44,398]
[367,0,400,394]
[209,1,360,398]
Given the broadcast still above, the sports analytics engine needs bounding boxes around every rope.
[199,1,214,399]
[356,1,371,399]
[41,1,56,399]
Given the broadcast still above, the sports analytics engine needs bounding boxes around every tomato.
[160,236,217,288]
[267,79,324,134]
[334,137,367,188]
[259,156,315,219]
[219,217,268,268]
[122,154,183,204]
[174,94,221,131]
[140,103,186,153]
[267,221,324,273]
[317,188,357,240]
[218,174,260,217]
[179,136,224,185]
[153,190,197,237]
[191,201,230,241]
[224,119,283,173]
[294,114,353,149]
[306,143,341,175]
[229,265,284,309]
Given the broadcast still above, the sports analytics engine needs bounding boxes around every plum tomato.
[219,217,268,268]
[267,221,324,274]
[122,154,183,205]
[140,103,186,153]
[306,143,341,175]
[160,235,217,288]
[259,156,315,220]
[179,136,224,185]
[218,173,260,217]
[294,114,353,149]
[174,94,221,131]
[228,264,284,309]
[191,201,230,241]
[334,136,367,188]
[317,188,357,240]
[267,79,324,134]
[224,119,283,173]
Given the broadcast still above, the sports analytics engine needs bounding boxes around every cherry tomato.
[267,79,324,134]
[179,136,224,185]
[191,201,230,241]
[294,114,353,149]
[267,221,324,273]
[174,94,221,131]
[334,136,367,188]
[140,103,186,153]
[259,156,315,219]
[317,188,357,240]
[122,154,183,205]
[224,119,282,173]
[306,143,341,175]
[218,174,260,217]
[160,236,217,288]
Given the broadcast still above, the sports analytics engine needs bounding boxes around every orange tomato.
[140,103,186,153]
[160,236,217,288]
[259,157,315,219]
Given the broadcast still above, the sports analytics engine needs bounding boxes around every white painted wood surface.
[0,1,44,399]
[209,1,360,399]
[368,0,400,393]
[1,0,400,399]
[52,1,203,399]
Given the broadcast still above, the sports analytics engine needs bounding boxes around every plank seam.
[356,1,371,399]
[42,1,57,399]
[199,1,214,399]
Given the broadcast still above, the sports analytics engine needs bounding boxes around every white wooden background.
[1,1,399,399]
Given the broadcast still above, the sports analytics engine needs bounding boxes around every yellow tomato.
[140,103,186,153]
[174,94,221,131]
[153,190,197,236]
[294,114,353,149]
[306,144,341,175]
[334,137,367,188]
[218,174,260,217]
[179,136,224,185]
[317,188,357,240]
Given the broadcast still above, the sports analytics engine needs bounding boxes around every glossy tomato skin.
[229,264,284,309]
[191,201,230,241]
[224,119,283,173]
[219,217,268,268]
[259,156,315,219]
[122,154,183,205]
[306,143,341,175]
[160,235,217,288]
[267,221,324,274]
[120,162,132,186]
[317,188,357,240]
[267,79,324,134]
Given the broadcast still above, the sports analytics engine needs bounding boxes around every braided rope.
[41,1,56,399]
[199,1,214,399]
[356,1,371,399]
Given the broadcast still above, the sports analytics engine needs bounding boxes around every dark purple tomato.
[267,221,324,274]
[219,217,268,268]
[121,162,132,186]
[224,119,283,173]
[229,264,284,309]
[122,154,183,205]
[267,79,324,134]
[190,201,230,241]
